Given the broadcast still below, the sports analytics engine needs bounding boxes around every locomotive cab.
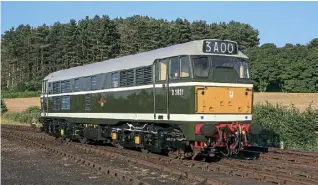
[153,40,262,158]
[192,55,253,115]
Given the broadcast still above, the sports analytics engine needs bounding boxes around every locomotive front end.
[188,40,263,158]
[191,85,262,158]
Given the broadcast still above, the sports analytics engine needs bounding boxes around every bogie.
[40,117,263,160]
[41,119,196,158]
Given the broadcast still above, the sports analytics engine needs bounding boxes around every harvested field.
[3,93,318,113]
[3,98,40,112]
[254,93,318,111]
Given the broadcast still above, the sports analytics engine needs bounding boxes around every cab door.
[153,58,170,120]
[41,81,44,114]
[41,80,48,116]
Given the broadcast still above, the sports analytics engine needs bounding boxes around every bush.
[1,99,8,114]
[2,106,41,124]
[6,81,41,92]
[24,106,41,114]
[1,81,41,98]
[251,102,318,151]
[1,91,40,98]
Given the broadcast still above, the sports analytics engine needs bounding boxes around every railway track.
[2,130,152,185]
[220,159,318,181]
[268,148,318,158]
[1,126,228,185]
[260,152,318,167]
[2,124,318,185]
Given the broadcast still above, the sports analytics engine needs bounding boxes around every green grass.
[1,106,41,125]
[1,91,40,98]
[1,118,23,125]
[0,118,42,128]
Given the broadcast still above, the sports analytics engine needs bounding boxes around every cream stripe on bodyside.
[40,113,252,122]
[41,82,253,98]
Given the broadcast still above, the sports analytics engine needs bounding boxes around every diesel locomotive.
[39,39,262,159]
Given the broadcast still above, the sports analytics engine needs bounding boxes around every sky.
[1,1,317,47]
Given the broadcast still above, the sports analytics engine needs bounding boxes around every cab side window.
[180,56,190,78]
[156,59,168,81]
[169,57,179,79]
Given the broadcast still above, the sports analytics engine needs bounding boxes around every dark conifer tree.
[1,14,316,93]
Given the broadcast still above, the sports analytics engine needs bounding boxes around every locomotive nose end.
[249,124,263,135]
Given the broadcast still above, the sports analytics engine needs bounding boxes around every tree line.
[247,40,318,92]
[1,15,317,92]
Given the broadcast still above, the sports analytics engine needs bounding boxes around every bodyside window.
[74,79,80,92]
[61,80,71,93]
[53,82,60,94]
[61,96,70,110]
[84,77,91,91]
[53,96,61,110]
[91,76,98,90]
[112,72,119,88]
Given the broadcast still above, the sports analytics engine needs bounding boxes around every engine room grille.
[85,95,91,111]
[136,66,152,85]
[120,69,134,87]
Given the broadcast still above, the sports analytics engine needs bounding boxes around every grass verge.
[1,106,41,125]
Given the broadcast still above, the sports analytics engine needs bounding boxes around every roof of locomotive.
[44,39,248,82]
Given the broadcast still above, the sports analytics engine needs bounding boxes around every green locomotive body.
[40,39,262,159]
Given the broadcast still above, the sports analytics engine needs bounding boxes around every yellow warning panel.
[134,136,140,144]
[112,132,117,140]
[195,86,252,114]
